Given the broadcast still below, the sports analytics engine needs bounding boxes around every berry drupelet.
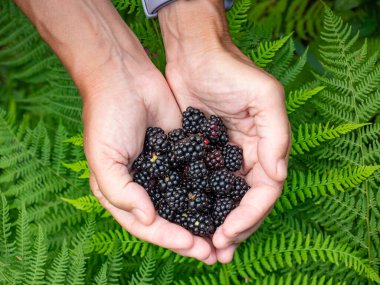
[222,144,243,172]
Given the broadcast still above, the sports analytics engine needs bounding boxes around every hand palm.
[166,50,291,262]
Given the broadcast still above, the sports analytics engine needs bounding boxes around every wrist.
[158,0,233,65]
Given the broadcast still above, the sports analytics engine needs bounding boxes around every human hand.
[159,0,291,263]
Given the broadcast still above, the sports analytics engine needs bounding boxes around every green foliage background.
[0,0,380,284]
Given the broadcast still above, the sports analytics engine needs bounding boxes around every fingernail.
[131,208,150,225]
[277,159,288,180]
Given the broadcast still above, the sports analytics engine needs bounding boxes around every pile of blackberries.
[132,107,250,237]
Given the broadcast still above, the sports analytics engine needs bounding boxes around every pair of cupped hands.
[80,10,290,266]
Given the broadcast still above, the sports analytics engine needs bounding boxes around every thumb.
[90,160,156,225]
[253,83,291,181]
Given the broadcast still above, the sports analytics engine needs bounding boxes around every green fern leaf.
[280,47,308,87]
[62,161,89,179]
[156,256,174,285]
[63,133,83,146]
[0,193,14,259]
[106,242,123,284]
[93,263,108,285]
[24,225,47,285]
[15,205,32,275]
[227,0,252,41]
[62,195,110,217]
[46,240,69,285]
[273,166,380,215]
[250,33,292,68]
[286,86,325,114]
[128,250,156,285]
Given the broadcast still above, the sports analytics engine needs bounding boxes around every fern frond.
[63,161,89,179]
[93,263,108,285]
[24,225,47,285]
[227,0,252,40]
[286,86,325,114]
[232,232,380,282]
[250,34,292,68]
[63,133,83,146]
[0,193,14,259]
[15,205,32,274]
[291,123,367,155]
[62,195,109,217]
[112,0,139,14]
[66,245,86,285]
[46,240,69,285]
[280,47,308,87]
[105,242,123,284]
[128,250,156,285]
[274,166,380,215]
[156,256,174,285]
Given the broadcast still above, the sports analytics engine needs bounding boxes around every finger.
[90,161,156,225]
[216,244,238,264]
[172,237,217,264]
[219,184,279,240]
[213,217,264,249]
[251,81,291,181]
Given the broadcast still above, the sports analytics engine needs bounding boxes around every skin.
[15,0,291,265]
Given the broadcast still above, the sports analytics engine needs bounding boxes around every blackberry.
[133,170,157,190]
[229,176,250,202]
[145,131,170,153]
[201,115,229,146]
[212,197,236,227]
[168,128,186,143]
[158,171,181,191]
[132,152,147,171]
[187,190,211,212]
[145,152,170,176]
[177,212,215,237]
[171,135,205,163]
[165,187,188,211]
[204,149,224,170]
[158,201,176,222]
[182,107,206,134]
[188,160,208,178]
[184,177,209,193]
[209,169,235,197]
[146,188,162,209]
[222,145,243,172]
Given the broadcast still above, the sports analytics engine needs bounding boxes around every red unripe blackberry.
[182,107,206,134]
[212,197,236,227]
[229,176,250,202]
[204,149,225,170]
[222,144,243,172]
[209,169,235,197]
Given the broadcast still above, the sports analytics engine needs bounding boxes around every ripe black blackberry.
[184,177,209,193]
[209,169,235,197]
[229,176,250,202]
[171,135,205,163]
[188,160,208,178]
[177,212,215,237]
[182,107,206,134]
[132,152,147,171]
[158,171,181,191]
[133,170,157,190]
[204,149,224,170]
[146,188,163,209]
[222,145,243,172]
[165,186,188,211]
[168,128,186,143]
[212,197,236,227]
[145,152,170,176]
[187,190,211,213]
[158,201,176,222]
[145,131,170,153]
[202,115,229,146]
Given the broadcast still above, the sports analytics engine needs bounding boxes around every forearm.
[15,0,152,91]
[158,0,233,64]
